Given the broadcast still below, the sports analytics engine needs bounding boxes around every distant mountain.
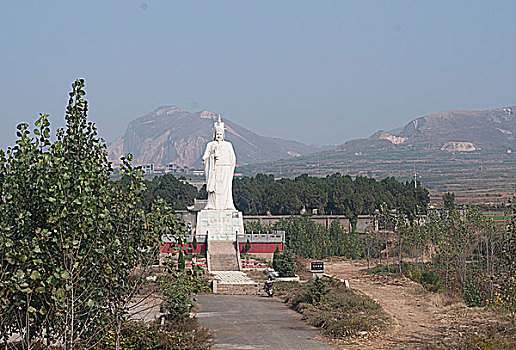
[241,106,516,204]
[108,106,331,168]
[381,106,515,150]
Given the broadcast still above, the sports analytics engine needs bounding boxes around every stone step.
[211,271,260,295]
[210,253,239,271]
[211,271,255,284]
[208,240,240,271]
[208,240,238,254]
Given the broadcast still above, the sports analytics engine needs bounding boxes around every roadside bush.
[324,314,373,338]
[278,282,311,311]
[275,279,390,339]
[455,334,515,350]
[405,264,442,292]
[309,277,331,303]
[159,270,210,321]
[96,319,211,350]
[320,288,380,313]
[371,263,442,292]
[274,249,296,277]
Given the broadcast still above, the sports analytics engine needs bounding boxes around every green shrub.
[96,320,211,350]
[275,250,296,277]
[276,279,389,339]
[420,270,441,292]
[178,249,185,271]
[323,314,373,338]
[192,236,198,252]
[309,277,331,303]
[371,263,442,293]
[272,245,280,271]
[159,271,210,321]
[463,279,488,307]
[321,288,380,312]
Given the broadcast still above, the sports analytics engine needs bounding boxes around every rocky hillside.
[241,106,516,204]
[108,106,329,167]
[335,106,516,154]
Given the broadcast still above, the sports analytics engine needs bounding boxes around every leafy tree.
[0,115,54,348]
[276,250,296,277]
[245,238,251,253]
[142,174,198,211]
[443,192,455,210]
[273,245,281,271]
[192,236,198,253]
[329,220,362,259]
[158,271,210,322]
[0,79,186,349]
[178,249,186,271]
[378,202,395,270]
[309,277,331,303]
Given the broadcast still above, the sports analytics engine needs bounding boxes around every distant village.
[113,162,244,178]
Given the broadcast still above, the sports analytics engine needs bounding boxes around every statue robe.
[202,140,236,210]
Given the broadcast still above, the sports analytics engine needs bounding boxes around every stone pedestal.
[196,209,244,241]
[196,209,244,271]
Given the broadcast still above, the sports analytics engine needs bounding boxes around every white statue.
[202,116,236,210]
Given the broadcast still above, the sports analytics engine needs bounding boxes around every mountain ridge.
[240,105,516,204]
[108,106,332,168]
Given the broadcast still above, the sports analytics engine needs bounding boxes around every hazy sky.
[1,1,515,148]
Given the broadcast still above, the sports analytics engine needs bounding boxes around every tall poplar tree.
[0,79,185,349]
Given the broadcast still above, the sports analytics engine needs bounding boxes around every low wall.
[238,242,284,254]
[161,242,207,254]
[161,241,283,256]
[244,215,352,231]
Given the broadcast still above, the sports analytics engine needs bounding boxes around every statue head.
[214,115,225,141]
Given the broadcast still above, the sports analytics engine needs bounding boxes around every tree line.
[245,218,362,260]
[247,202,516,317]
[144,172,430,225]
[370,204,516,316]
[233,173,429,220]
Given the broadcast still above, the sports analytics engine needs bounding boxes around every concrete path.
[128,295,162,323]
[195,295,333,350]
[211,271,256,284]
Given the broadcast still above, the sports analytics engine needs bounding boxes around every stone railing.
[236,231,285,244]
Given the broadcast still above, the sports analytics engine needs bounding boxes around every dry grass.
[275,279,392,340]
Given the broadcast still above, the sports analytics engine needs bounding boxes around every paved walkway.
[128,295,162,323]
[212,271,256,284]
[195,295,333,350]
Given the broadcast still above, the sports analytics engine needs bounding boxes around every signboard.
[310,261,324,272]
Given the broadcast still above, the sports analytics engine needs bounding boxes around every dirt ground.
[312,258,511,350]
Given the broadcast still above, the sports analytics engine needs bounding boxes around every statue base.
[196,209,243,271]
[195,209,244,241]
